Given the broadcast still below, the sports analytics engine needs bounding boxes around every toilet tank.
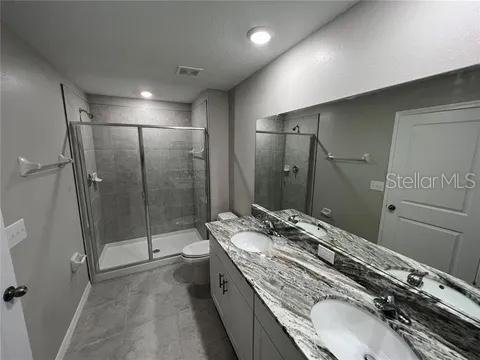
[217,212,238,221]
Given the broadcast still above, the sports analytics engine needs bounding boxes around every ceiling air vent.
[176,65,204,77]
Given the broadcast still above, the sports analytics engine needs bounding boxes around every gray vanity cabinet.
[209,237,305,360]
[254,295,307,360]
[254,318,283,360]
[210,241,253,360]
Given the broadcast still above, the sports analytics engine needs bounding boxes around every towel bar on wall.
[18,154,73,177]
[326,152,370,163]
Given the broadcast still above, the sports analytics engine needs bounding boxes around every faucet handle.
[385,295,395,305]
[287,214,299,223]
[373,294,395,308]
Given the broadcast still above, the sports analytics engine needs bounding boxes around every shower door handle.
[218,273,224,288]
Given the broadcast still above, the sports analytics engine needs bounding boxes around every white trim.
[55,281,91,360]
[377,100,480,245]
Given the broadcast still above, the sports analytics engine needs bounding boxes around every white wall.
[1,24,89,360]
[230,1,480,214]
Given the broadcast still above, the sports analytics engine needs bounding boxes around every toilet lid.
[182,240,209,258]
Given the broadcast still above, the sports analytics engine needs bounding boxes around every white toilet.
[181,212,237,285]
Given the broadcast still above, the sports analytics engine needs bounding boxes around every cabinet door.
[223,276,253,360]
[210,253,226,320]
[254,318,284,360]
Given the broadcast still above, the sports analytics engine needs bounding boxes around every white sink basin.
[310,300,419,360]
[388,269,480,320]
[296,221,327,238]
[230,231,273,253]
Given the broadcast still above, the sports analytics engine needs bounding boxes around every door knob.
[3,285,28,302]
[387,204,396,211]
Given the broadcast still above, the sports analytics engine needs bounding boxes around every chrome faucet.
[262,219,278,236]
[287,214,299,224]
[407,270,428,287]
[373,294,411,325]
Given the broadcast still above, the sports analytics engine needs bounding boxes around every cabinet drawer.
[210,237,254,308]
[254,295,307,360]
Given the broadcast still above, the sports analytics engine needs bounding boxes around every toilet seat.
[182,240,209,259]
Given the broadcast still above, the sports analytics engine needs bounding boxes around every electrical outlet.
[317,244,335,265]
[370,180,385,192]
[320,208,332,218]
[5,218,27,248]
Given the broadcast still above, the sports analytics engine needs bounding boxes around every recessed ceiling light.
[140,91,152,98]
[247,27,271,45]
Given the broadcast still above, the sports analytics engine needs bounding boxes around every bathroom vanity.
[206,214,479,360]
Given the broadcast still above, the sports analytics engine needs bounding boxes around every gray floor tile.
[181,336,237,360]
[118,315,183,360]
[66,263,235,359]
[84,276,131,309]
[177,301,227,346]
[128,263,190,296]
[69,300,126,351]
[126,287,190,327]
[64,333,123,360]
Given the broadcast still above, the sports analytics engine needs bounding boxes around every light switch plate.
[370,180,385,192]
[317,244,335,265]
[5,218,27,248]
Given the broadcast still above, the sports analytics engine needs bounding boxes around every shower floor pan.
[98,228,203,270]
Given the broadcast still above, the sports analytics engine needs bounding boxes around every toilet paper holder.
[70,252,87,273]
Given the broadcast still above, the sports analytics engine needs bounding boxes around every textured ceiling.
[1,1,356,102]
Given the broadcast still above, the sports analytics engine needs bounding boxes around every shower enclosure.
[255,130,316,214]
[69,121,210,281]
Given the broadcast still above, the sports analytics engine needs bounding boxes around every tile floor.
[65,263,237,360]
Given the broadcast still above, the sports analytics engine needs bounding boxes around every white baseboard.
[55,281,91,360]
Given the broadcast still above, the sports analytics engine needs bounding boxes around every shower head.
[292,124,300,133]
[79,108,94,120]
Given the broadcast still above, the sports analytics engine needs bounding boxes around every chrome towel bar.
[326,152,370,163]
[18,154,73,177]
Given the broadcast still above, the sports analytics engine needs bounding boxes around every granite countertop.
[206,216,472,360]
[272,209,480,317]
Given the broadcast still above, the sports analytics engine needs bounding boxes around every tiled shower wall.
[87,95,197,246]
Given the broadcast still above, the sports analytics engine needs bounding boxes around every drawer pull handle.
[222,280,228,294]
[218,273,224,288]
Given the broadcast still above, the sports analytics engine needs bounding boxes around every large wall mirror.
[254,66,480,322]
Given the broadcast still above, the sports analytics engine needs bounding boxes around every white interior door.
[1,209,33,360]
[379,102,480,284]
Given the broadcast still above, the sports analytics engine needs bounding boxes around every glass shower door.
[142,127,209,259]
[70,123,150,272]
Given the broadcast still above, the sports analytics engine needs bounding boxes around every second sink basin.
[388,269,480,320]
[296,221,327,238]
[231,231,273,253]
[310,300,419,360]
